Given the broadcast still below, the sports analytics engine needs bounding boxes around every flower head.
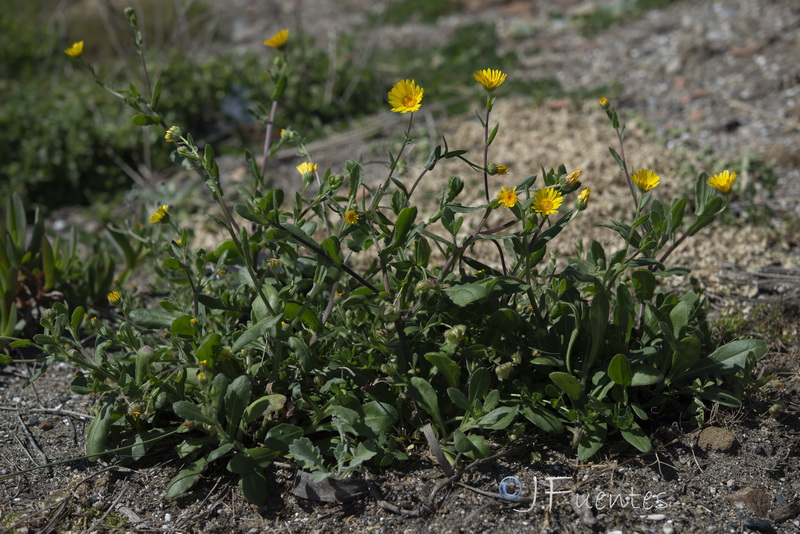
[576,188,591,211]
[487,163,509,176]
[496,186,518,208]
[630,168,660,192]
[344,209,359,224]
[107,290,122,305]
[532,188,564,216]
[263,29,289,48]
[565,169,583,186]
[707,170,737,193]
[388,79,424,113]
[164,126,181,142]
[598,97,609,107]
[296,162,317,184]
[65,41,84,57]
[149,204,170,224]
[473,68,507,91]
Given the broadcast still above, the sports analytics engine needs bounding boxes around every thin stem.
[260,99,280,181]
[482,105,491,202]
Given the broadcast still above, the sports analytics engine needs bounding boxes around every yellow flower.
[164,126,181,142]
[264,29,289,48]
[149,204,170,224]
[190,318,198,326]
[496,186,518,208]
[707,170,737,193]
[296,162,317,175]
[488,163,509,175]
[598,97,608,107]
[107,291,122,305]
[65,41,84,57]
[565,169,583,186]
[344,209,359,224]
[630,169,661,192]
[388,79,424,113]
[532,187,564,216]
[576,188,591,210]
[473,68,507,91]
[266,258,282,267]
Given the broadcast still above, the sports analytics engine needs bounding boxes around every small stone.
[662,525,676,534]
[164,513,171,522]
[696,427,739,454]
[645,514,666,520]
[754,445,766,455]
[742,517,776,533]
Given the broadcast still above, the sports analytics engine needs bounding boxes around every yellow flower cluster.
[344,210,359,225]
[496,187,518,208]
[65,41,84,57]
[630,169,660,192]
[149,204,170,224]
[473,68,507,91]
[107,290,122,305]
[388,80,424,113]
[707,170,737,193]
[532,188,564,215]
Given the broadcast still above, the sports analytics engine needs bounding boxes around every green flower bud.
[380,363,398,375]
[445,175,464,202]
[495,362,514,381]
[487,163,509,176]
[444,324,467,345]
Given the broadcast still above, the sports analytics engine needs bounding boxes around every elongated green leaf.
[132,114,161,126]
[41,235,55,290]
[684,339,767,378]
[631,269,656,301]
[384,206,417,255]
[520,406,564,433]
[86,401,115,461]
[608,353,632,386]
[243,394,287,424]
[232,316,281,353]
[475,406,518,430]
[128,308,177,329]
[264,424,304,453]
[284,301,321,330]
[577,420,606,460]
[166,458,207,498]
[549,372,582,401]
[173,400,215,426]
[409,377,445,433]
[425,352,461,389]
[447,387,470,411]
[288,437,326,471]
[620,423,651,453]
[467,368,491,411]
[363,401,398,435]
[225,375,252,436]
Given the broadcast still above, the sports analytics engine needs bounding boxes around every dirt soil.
[2,0,800,532]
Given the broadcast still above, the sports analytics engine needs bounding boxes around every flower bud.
[446,175,464,202]
[444,324,467,345]
[487,163,509,176]
[164,126,182,143]
[575,188,591,211]
[495,362,514,381]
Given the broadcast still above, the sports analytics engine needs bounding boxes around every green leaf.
[264,424,304,453]
[424,352,461,389]
[608,354,632,386]
[409,377,445,433]
[631,269,656,301]
[162,257,184,271]
[363,401,398,435]
[166,458,207,498]
[549,372,582,401]
[225,375,252,436]
[128,308,177,329]
[173,400,215,426]
[467,368,491,411]
[243,395,287,424]
[475,406,518,430]
[620,422,651,453]
[288,437,326,472]
[453,430,490,458]
[70,306,84,336]
[608,147,625,172]
[171,316,196,338]
[667,336,701,383]
[41,234,55,290]
[630,364,662,386]
[447,388,470,411]
[284,301,321,330]
[520,406,564,433]
[487,123,500,146]
[86,401,115,461]
[195,333,221,363]
[320,236,343,265]
[131,114,161,126]
[577,420,606,460]
[232,316,281,353]
[384,206,417,255]
[684,339,767,378]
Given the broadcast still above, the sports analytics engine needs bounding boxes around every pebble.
[742,517,776,533]
[645,514,667,520]
[164,513,172,522]
[662,525,676,534]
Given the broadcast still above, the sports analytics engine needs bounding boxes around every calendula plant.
[3,10,766,505]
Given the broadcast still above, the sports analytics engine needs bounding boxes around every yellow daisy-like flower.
[496,186,518,208]
[344,209,359,224]
[65,41,84,57]
[149,204,170,224]
[532,187,564,216]
[598,97,609,107]
[578,188,591,204]
[107,290,122,305]
[630,169,661,192]
[296,162,317,176]
[707,170,737,193]
[264,29,289,48]
[164,126,181,142]
[388,79,424,113]
[473,68,507,91]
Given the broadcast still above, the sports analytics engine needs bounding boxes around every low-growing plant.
[4,11,767,505]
